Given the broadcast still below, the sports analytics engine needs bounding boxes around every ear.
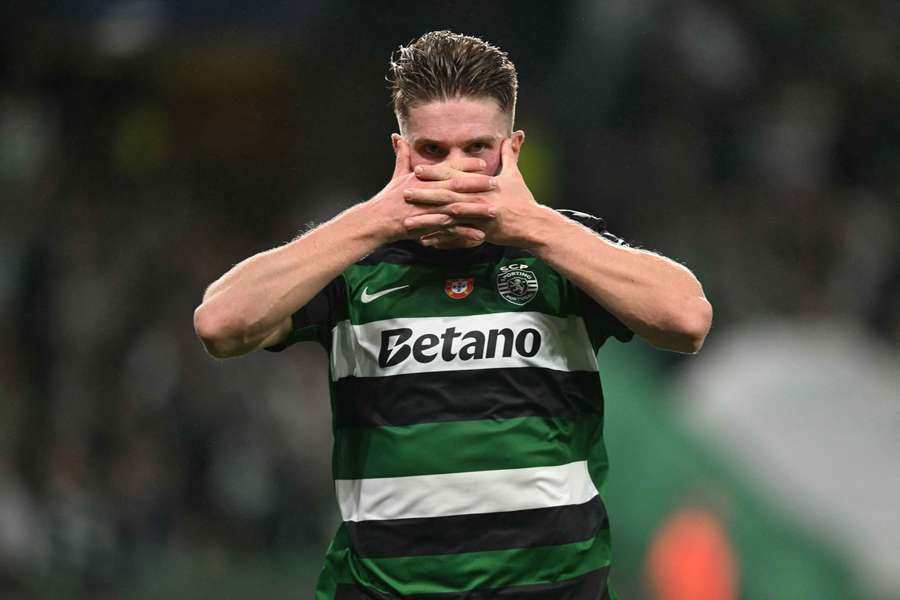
[391,133,413,177]
[511,130,525,157]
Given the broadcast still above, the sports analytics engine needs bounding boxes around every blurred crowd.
[0,1,897,597]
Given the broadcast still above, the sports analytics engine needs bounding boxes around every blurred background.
[1,1,898,598]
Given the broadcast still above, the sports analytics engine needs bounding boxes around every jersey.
[268,210,633,599]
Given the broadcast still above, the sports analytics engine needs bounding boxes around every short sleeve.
[264,276,347,352]
[557,209,634,348]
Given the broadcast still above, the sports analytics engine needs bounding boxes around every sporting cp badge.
[497,263,539,305]
[445,277,475,299]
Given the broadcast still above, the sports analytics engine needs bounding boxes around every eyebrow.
[414,135,499,148]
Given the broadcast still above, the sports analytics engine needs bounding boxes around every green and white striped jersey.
[270,211,632,599]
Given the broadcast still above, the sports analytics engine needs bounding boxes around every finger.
[414,159,486,181]
[499,137,519,176]
[404,187,458,205]
[392,136,412,178]
[422,235,473,249]
[403,213,454,231]
[418,227,487,248]
[414,173,497,193]
[448,156,488,173]
[419,226,485,244]
[403,212,492,232]
[424,202,497,219]
[446,225,486,241]
[447,174,497,193]
[404,187,488,205]
[410,229,485,246]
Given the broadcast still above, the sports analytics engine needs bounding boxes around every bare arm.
[194,205,383,358]
[403,138,712,353]
[193,140,497,358]
[525,209,712,353]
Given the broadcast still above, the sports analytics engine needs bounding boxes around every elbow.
[647,295,712,354]
[675,296,713,354]
[193,302,247,359]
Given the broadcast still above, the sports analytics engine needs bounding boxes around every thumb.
[392,137,412,179]
[499,137,519,176]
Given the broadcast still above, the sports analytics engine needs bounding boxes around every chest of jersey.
[331,258,595,381]
[344,257,570,322]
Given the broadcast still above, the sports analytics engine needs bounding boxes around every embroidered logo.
[445,278,474,299]
[361,284,409,304]
[497,263,539,306]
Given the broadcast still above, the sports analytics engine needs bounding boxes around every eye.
[467,142,488,154]
[421,143,443,156]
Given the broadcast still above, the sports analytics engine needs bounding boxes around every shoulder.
[555,209,629,247]
[555,209,607,232]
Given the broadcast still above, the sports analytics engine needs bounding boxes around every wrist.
[517,205,570,252]
[336,201,394,249]
[354,197,404,245]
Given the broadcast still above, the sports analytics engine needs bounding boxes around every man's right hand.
[194,138,497,359]
[365,137,498,244]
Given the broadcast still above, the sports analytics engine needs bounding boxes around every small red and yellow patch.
[445,278,474,299]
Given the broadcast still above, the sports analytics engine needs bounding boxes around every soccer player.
[194,31,712,600]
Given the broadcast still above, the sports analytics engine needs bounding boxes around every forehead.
[403,97,509,143]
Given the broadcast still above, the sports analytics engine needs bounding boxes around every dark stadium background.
[1,2,898,598]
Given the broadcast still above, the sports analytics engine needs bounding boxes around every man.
[194,31,711,600]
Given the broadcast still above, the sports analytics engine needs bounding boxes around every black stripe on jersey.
[359,241,532,266]
[333,368,604,428]
[334,567,610,599]
[346,496,607,559]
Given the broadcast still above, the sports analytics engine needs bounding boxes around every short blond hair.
[388,31,518,127]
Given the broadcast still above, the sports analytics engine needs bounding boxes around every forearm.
[527,209,712,353]
[194,202,383,357]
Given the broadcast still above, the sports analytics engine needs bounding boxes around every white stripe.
[336,460,599,522]
[330,311,597,381]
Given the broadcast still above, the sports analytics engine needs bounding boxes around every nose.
[444,147,489,174]
[446,148,468,164]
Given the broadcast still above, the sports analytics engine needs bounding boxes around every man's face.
[394,96,523,176]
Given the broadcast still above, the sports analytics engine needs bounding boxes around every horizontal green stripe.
[342,259,579,325]
[333,415,602,480]
[354,530,611,595]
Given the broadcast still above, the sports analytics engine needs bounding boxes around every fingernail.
[415,165,424,174]
[489,177,497,188]
[403,189,413,197]
[479,160,487,168]
[488,207,497,217]
[475,231,485,240]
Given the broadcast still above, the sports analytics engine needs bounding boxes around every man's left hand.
[401,138,551,250]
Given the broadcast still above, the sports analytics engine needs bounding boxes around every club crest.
[445,278,474,299]
[497,263,539,305]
